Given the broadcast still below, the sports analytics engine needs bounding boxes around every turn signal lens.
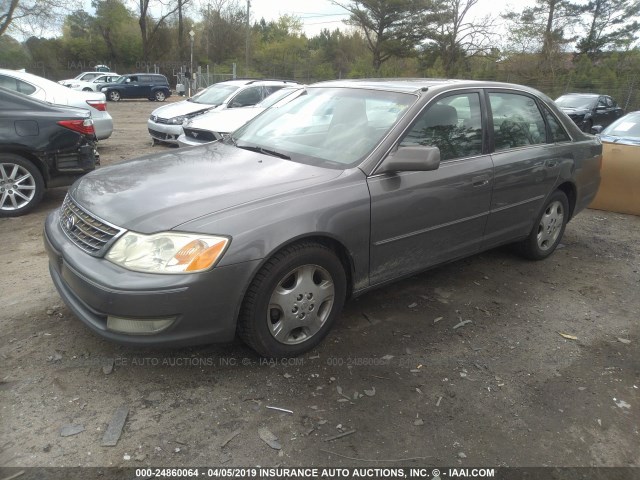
[106,232,230,274]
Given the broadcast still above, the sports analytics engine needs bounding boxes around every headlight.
[106,231,229,274]
[169,115,187,125]
[101,87,108,92]
[70,83,80,88]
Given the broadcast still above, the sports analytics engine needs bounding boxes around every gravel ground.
[1,98,638,470]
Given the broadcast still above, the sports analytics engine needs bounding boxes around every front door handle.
[472,175,490,187]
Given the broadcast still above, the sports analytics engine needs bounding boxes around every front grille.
[151,116,170,124]
[59,195,124,256]
[184,128,218,142]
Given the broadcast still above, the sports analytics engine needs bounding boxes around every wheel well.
[557,182,577,219]
[272,236,355,299]
[0,149,47,185]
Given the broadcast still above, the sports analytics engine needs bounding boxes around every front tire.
[108,90,121,102]
[518,190,569,260]
[0,154,44,217]
[238,242,347,357]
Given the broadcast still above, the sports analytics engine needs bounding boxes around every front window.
[230,87,416,168]
[400,92,483,161]
[190,84,240,105]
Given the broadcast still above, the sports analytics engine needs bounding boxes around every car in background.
[148,79,298,145]
[590,111,640,216]
[101,73,171,102]
[0,68,113,140]
[178,86,305,147]
[0,87,98,217]
[555,93,624,132]
[61,72,120,92]
[58,71,108,86]
[44,79,601,357]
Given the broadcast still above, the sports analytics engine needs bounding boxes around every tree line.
[1,0,639,108]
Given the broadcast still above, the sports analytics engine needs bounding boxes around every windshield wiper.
[236,144,290,160]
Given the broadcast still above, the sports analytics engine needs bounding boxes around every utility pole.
[245,0,250,76]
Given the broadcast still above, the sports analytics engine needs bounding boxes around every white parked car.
[148,79,299,145]
[59,71,107,86]
[178,86,305,147]
[0,69,113,140]
[60,72,120,92]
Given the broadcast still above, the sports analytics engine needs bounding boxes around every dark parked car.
[0,87,97,217]
[100,73,170,102]
[44,79,602,357]
[555,93,624,132]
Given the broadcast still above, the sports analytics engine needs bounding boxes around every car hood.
[151,100,214,120]
[186,107,265,133]
[69,142,343,233]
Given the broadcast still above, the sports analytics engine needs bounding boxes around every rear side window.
[542,106,570,143]
[0,75,36,95]
[400,92,483,161]
[489,92,546,151]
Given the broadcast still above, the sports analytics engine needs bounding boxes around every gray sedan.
[44,79,602,357]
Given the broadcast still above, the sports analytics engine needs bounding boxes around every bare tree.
[423,0,498,77]
[1,0,74,36]
[131,0,187,61]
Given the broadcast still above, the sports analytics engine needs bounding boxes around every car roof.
[309,78,546,96]
[217,79,299,87]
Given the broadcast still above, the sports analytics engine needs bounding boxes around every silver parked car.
[177,86,305,147]
[44,79,601,357]
[148,79,299,145]
[0,69,113,140]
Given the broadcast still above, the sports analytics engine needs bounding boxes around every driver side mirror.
[377,145,441,174]
[591,125,604,134]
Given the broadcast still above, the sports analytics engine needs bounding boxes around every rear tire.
[518,190,569,260]
[154,91,166,102]
[0,154,45,217]
[237,242,347,357]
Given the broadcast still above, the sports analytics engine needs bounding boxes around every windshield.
[190,83,240,105]
[230,87,416,169]
[555,95,597,110]
[601,112,640,141]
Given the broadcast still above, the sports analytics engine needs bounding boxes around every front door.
[368,91,493,285]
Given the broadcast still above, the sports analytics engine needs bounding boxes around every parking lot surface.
[1,99,638,468]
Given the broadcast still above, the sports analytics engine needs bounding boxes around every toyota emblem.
[65,213,77,232]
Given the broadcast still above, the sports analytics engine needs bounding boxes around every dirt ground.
[1,98,639,471]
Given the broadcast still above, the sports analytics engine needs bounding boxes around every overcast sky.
[249,0,520,37]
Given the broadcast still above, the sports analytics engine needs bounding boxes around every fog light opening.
[106,316,176,334]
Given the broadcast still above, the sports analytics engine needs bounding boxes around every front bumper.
[44,208,261,347]
[147,119,182,144]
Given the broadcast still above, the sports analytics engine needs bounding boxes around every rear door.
[481,90,562,249]
[368,90,494,284]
